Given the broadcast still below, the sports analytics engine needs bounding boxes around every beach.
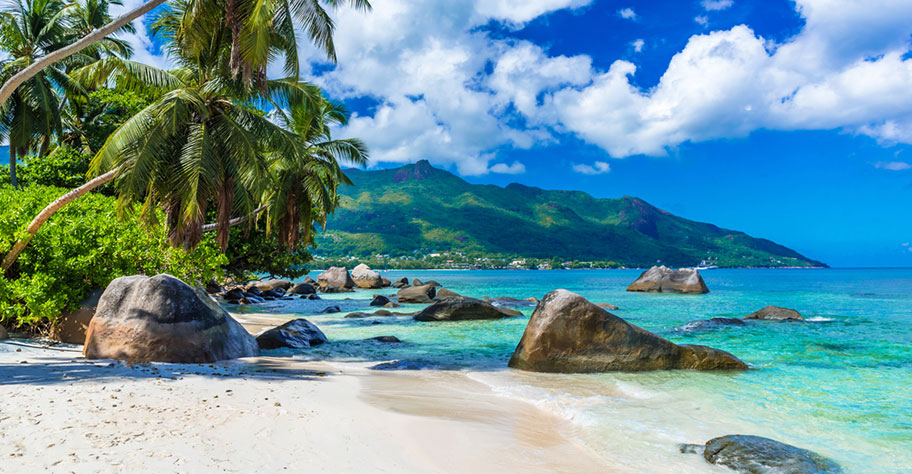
[0,340,610,473]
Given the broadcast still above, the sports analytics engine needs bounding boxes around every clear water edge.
[230,269,912,473]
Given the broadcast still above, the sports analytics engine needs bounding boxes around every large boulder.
[51,289,103,344]
[414,296,518,322]
[83,274,258,363]
[508,289,747,373]
[744,305,803,321]
[256,319,327,350]
[248,279,291,293]
[702,435,842,473]
[289,282,316,295]
[626,266,709,294]
[352,264,384,289]
[317,267,355,290]
[397,284,436,303]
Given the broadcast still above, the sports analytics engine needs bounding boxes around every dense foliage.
[0,184,226,327]
[315,161,826,269]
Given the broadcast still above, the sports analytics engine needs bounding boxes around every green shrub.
[223,224,311,280]
[0,184,227,327]
[18,147,92,189]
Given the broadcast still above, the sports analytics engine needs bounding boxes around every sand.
[0,339,612,473]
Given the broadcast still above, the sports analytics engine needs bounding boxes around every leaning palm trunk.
[1,169,117,273]
[0,0,168,109]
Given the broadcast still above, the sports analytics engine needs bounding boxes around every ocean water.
[232,269,912,473]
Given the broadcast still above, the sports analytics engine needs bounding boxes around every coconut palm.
[266,97,366,250]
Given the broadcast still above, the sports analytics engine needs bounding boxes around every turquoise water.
[233,269,912,472]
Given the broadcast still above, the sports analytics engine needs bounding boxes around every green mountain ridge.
[315,160,826,268]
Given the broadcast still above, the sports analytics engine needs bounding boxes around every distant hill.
[315,160,826,268]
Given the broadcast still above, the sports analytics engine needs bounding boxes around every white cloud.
[109,0,172,69]
[490,161,527,174]
[572,161,611,175]
[701,0,734,11]
[695,15,709,27]
[874,161,912,170]
[631,39,645,52]
[475,0,593,28]
[618,8,637,20]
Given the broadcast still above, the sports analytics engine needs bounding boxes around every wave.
[806,316,835,322]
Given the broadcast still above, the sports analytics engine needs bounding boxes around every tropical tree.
[266,96,367,251]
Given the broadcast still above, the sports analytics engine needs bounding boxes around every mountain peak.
[393,159,436,183]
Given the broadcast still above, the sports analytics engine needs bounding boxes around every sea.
[231,268,912,473]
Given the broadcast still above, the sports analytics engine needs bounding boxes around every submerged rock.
[370,294,391,306]
[702,435,842,474]
[256,319,327,350]
[508,289,747,373]
[397,284,437,303]
[744,305,804,321]
[289,283,316,295]
[352,264,384,289]
[413,296,518,321]
[626,266,709,294]
[52,289,103,344]
[317,266,355,290]
[679,317,747,332]
[84,274,258,363]
[366,336,402,343]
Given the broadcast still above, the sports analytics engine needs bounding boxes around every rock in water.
[508,289,747,372]
[414,296,518,321]
[224,288,245,300]
[397,284,437,303]
[320,305,341,314]
[412,278,424,287]
[744,305,804,321]
[370,294,391,306]
[248,279,292,293]
[317,267,355,290]
[84,274,258,363]
[434,288,461,299]
[626,266,709,294]
[352,264,384,289]
[52,289,103,344]
[289,282,316,295]
[679,317,747,332]
[484,296,536,308]
[703,435,843,474]
[380,277,391,288]
[383,302,401,308]
[392,277,409,289]
[256,319,327,349]
[367,336,402,343]
[596,302,619,310]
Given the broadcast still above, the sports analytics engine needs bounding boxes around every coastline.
[0,340,611,473]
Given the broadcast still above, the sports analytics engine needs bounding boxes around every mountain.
[315,160,826,268]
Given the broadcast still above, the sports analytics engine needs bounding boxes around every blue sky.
[100,0,912,266]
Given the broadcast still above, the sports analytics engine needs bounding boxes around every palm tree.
[266,96,367,251]
[1,0,371,272]
[67,0,134,61]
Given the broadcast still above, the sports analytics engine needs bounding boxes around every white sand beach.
[0,339,612,473]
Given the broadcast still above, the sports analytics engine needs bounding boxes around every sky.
[108,0,912,266]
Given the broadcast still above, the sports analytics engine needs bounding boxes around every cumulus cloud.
[572,161,611,175]
[874,161,912,170]
[701,0,734,11]
[490,161,527,174]
[631,39,645,52]
[618,8,637,20]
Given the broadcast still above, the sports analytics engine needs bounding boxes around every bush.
[19,147,93,189]
[0,184,227,328]
[223,224,311,280]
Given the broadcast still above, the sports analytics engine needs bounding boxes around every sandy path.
[0,340,611,473]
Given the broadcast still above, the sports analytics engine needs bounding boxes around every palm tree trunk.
[38,135,50,158]
[9,147,17,188]
[0,0,168,110]
[201,205,267,232]
[1,169,117,274]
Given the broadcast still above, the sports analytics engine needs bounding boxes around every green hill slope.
[315,160,825,268]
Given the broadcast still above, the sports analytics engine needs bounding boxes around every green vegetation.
[0,184,225,326]
[0,0,371,332]
[315,160,826,269]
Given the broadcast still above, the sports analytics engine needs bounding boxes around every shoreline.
[0,340,612,473]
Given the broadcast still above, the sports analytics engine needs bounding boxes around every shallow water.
[232,268,912,473]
